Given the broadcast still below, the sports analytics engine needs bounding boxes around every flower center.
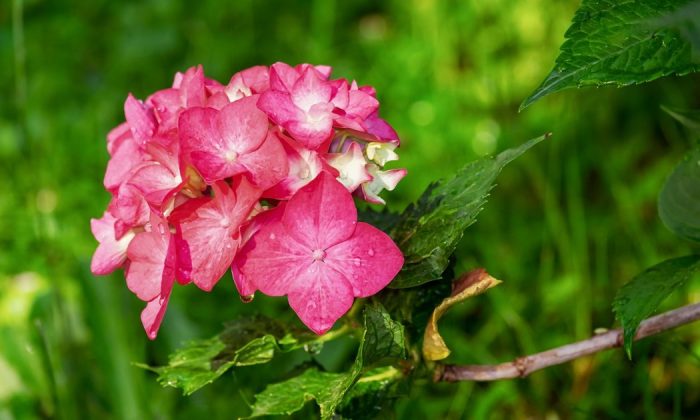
[224,150,239,162]
[312,249,326,262]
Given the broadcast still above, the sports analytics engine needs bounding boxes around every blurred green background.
[2,0,700,418]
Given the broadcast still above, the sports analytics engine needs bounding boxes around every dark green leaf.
[358,207,401,233]
[522,0,700,110]
[338,367,407,419]
[613,255,700,357]
[248,303,406,418]
[389,135,547,288]
[137,315,321,395]
[659,146,700,242]
[361,302,407,366]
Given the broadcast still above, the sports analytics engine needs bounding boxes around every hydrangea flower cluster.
[90,63,406,338]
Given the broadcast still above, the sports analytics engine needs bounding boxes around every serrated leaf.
[362,302,407,366]
[522,0,700,110]
[423,269,502,361]
[137,315,320,395]
[358,207,401,233]
[613,255,700,358]
[248,303,405,419]
[389,135,547,288]
[659,146,700,242]
[338,367,406,419]
[247,368,353,419]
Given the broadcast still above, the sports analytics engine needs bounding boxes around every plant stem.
[436,302,700,382]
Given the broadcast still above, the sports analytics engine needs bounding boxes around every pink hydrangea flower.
[233,172,404,334]
[91,63,407,339]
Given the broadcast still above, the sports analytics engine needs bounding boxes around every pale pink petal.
[291,68,332,113]
[282,171,357,250]
[325,223,403,297]
[179,65,207,107]
[125,215,175,301]
[295,63,332,79]
[345,90,379,120]
[325,142,372,192]
[285,110,334,149]
[147,88,182,130]
[287,263,354,334]
[124,94,156,145]
[237,130,289,190]
[90,212,135,275]
[239,65,270,93]
[358,166,407,205]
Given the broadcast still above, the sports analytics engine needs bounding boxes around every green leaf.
[389,135,547,288]
[358,207,401,233]
[248,303,405,419]
[613,255,700,358]
[522,0,700,110]
[137,315,322,395]
[338,367,407,419]
[659,146,700,242]
[247,368,353,419]
[361,302,407,366]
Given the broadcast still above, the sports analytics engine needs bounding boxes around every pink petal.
[257,90,301,126]
[291,68,332,113]
[325,223,403,297]
[287,263,354,334]
[363,111,400,144]
[179,65,207,107]
[147,88,182,130]
[140,275,174,340]
[345,90,379,120]
[174,179,260,291]
[106,122,132,156]
[231,203,286,297]
[124,94,156,145]
[237,130,289,190]
[114,183,150,227]
[90,212,135,275]
[233,221,308,296]
[104,137,144,192]
[125,215,175,301]
[282,171,357,250]
[269,62,300,92]
[263,135,323,200]
[217,95,268,154]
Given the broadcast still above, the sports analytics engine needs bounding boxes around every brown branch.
[437,302,700,382]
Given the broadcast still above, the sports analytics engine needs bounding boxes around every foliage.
[613,256,700,357]
[522,0,700,109]
[659,145,700,242]
[4,0,700,418]
[389,135,548,288]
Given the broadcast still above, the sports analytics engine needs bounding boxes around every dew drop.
[157,224,166,235]
[353,258,361,267]
[240,294,255,303]
[269,233,276,240]
[368,249,375,257]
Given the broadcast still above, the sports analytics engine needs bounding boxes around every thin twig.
[437,302,700,382]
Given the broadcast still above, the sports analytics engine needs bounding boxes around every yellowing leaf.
[422,269,502,361]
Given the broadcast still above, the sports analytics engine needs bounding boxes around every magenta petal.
[269,62,300,92]
[287,263,354,334]
[104,137,143,192]
[325,223,404,297]
[238,131,289,190]
[114,184,150,227]
[257,90,301,126]
[282,171,357,249]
